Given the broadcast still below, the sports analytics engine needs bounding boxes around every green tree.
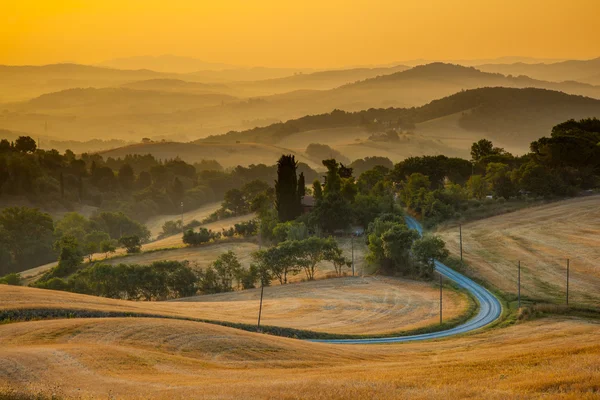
[275,154,301,222]
[118,163,135,190]
[14,136,37,153]
[411,235,449,277]
[466,175,489,199]
[312,179,323,200]
[119,235,142,253]
[82,230,110,262]
[212,250,243,290]
[0,207,55,272]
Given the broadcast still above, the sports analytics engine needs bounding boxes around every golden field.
[0,274,469,336]
[438,195,600,307]
[18,213,256,284]
[1,315,599,399]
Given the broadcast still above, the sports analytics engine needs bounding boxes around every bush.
[119,235,142,253]
[0,273,22,285]
[183,228,219,246]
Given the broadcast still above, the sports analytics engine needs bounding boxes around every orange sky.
[1,0,599,67]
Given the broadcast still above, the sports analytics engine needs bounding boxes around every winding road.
[310,216,502,344]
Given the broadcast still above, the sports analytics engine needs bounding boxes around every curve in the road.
[310,216,502,344]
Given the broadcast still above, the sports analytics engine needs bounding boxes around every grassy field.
[0,274,469,336]
[438,195,600,308]
[1,314,599,399]
[19,213,257,284]
[144,201,222,238]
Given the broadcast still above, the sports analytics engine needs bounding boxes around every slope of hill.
[3,63,600,145]
[0,63,177,102]
[1,311,598,398]
[203,87,600,152]
[477,57,600,83]
[97,141,320,169]
[12,87,237,115]
[0,275,470,335]
[439,195,600,308]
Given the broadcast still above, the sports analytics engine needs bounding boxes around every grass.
[0,275,473,337]
[437,195,600,308]
[1,316,600,399]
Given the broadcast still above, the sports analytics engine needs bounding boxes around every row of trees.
[0,207,149,276]
[0,135,319,224]
[35,261,198,300]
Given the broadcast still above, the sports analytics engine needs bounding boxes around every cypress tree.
[275,155,300,222]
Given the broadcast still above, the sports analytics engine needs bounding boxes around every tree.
[100,239,117,259]
[466,175,489,199]
[182,228,218,246]
[223,188,247,214]
[82,230,110,262]
[381,224,420,273]
[0,272,22,286]
[53,235,83,277]
[212,251,243,290]
[411,235,449,277]
[312,179,323,200]
[118,163,135,190]
[297,172,306,197]
[470,139,494,162]
[119,235,142,253]
[275,155,301,222]
[14,136,37,153]
[485,163,515,199]
[0,207,55,272]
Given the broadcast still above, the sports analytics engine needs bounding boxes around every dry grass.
[144,201,222,238]
[0,272,469,335]
[0,315,599,399]
[19,213,256,283]
[438,195,600,307]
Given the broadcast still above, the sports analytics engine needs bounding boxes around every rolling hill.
[3,63,600,146]
[477,57,600,83]
[202,87,600,151]
[0,63,178,103]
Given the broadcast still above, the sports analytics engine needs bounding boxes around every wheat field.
[1,315,599,399]
[438,195,600,307]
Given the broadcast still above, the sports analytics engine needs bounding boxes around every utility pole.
[351,233,355,277]
[439,271,443,325]
[459,224,463,267]
[180,202,184,235]
[518,260,521,309]
[566,258,570,306]
[257,278,265,331]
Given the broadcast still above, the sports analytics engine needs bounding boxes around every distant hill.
[3,63,600,143]
[120,79,230,94]
[477,57,600,83]
[14,87,238,115]
[98,55,235,73]
[0,63,176,102]
[202,87,600,149]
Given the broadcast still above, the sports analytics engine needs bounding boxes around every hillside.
[477,57,600,83]
[0,276,470,335]
[4,63,600,142]
[13,87,238,115]
[438,195,600,308]
[202,87,600,153]
[0,63,177,103]
[97,141,321,169]
[1,310,598,398]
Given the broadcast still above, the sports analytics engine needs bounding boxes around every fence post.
[518,260,521,309]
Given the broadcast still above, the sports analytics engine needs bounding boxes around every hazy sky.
[1,0,599,67]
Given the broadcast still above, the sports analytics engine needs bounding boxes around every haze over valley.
[1,1,600,399]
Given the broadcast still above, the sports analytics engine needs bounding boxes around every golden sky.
[1,0,599,67]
